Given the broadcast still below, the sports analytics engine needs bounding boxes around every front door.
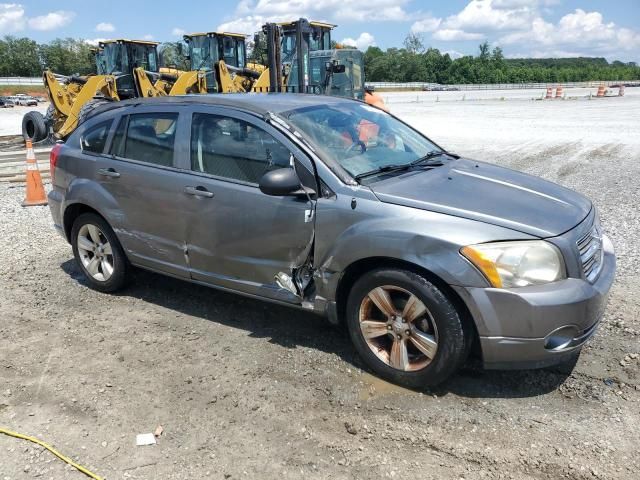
[180,109,316,302]
[96,109,190,278]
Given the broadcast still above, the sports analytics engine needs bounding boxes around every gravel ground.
[1,90,639,479]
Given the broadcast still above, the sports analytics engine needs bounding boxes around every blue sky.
[1,1,639,62]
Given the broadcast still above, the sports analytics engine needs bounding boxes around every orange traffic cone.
[596,84,606,97]
[619,84,625,96]
[555,86,563,98]
[545,87,553,99]
[21,139,47,207]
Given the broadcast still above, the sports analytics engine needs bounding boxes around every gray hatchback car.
[48,94,615,387]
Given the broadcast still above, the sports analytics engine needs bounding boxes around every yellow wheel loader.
[22,39,206,141]
[183,31,270,93]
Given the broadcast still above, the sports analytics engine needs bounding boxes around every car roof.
[89,93,357,120]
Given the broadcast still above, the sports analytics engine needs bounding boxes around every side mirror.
[259,168,307,197]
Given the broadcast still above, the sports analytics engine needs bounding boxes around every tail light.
[49,143,62,183]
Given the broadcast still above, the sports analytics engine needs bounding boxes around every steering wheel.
[345,140,367,154]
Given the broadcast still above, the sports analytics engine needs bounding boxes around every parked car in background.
[12,95,38,106]
[47,94,615,387]
[0,97,15,108]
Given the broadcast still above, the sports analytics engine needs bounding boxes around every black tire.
[22,111,48,141]
[77,98,110,126]
[346,268,470,388]
[71,213,130,292]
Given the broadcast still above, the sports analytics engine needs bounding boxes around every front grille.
[577,223,604,283]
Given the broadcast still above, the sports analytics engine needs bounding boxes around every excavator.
[22,39,206,141]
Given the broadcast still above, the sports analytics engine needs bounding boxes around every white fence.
[0,77,42,85]
[367,80,640,91]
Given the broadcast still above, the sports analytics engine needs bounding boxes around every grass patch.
[0,85,46,96]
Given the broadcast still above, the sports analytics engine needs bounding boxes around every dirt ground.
[1,90,639,479]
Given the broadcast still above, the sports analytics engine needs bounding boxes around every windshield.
[98,44,127,74]
[128,44,157,72]
[189,36,216,70]
[285,102,441,180]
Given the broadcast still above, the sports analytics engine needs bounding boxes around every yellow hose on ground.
[0,426,104,480]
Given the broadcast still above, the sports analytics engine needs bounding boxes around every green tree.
[158,42,189,70]
[403,33,425,54]
[40,38,94,75]
[0,36,40,76]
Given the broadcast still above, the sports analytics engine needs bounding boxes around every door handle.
[98,167,120,178]
[184,186,214,198]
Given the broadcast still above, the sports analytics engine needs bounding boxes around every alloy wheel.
[358,285,438,371]
[76,224,114,282]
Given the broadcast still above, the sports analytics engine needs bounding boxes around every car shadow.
[61,260,576,399]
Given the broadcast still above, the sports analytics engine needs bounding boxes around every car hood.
[369,158,592,238]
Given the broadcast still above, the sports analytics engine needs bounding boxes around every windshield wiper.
[354,151,449,181]
[354,163,413,181]
[411,150,448,166]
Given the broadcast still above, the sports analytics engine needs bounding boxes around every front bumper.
[454,235,616,370]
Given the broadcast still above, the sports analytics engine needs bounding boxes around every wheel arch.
[334,256,481,357]
[63,203,107,242]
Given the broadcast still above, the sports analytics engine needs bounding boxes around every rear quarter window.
[80,120,112,154]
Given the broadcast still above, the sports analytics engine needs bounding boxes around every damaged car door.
[183,108,317,303]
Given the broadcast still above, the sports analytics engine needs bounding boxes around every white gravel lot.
[1,88,639,479]
[0,103,48,136]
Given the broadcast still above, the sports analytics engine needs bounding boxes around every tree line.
[363,35,640,84]
[1,33,639,84]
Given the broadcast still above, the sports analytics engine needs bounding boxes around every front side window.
[111,113,178,167]
[285,102,441,180]
[190,113,291,184]
[81,120,112,154]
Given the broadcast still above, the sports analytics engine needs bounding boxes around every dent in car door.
[183,110,316,302]
[96,110,191,278]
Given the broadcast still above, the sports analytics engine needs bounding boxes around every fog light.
[544,325,580,351]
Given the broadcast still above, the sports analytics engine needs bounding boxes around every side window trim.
[183,105,317,188]
[107,109,182,170]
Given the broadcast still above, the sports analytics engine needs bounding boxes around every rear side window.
[111,113,178,167]
[190,113,291,184]
[81,120,112,154]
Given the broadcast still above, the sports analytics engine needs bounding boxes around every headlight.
[461,240,566,288]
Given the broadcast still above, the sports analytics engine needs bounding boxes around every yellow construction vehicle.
[22,39,205,141]
[256,18,386,109]
[183,31,270,93]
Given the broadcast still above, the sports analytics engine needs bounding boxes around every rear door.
[93,107,191,278]
[177,107,317,302]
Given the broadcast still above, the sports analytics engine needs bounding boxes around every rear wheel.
[346,268,469,388]
[71,213,129,292]
[22,111,48,141]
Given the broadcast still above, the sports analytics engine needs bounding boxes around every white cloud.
[217,0,410,33]
[340,32,375,50]
[143,34,154,40]
[95,22,115,32]
[499,9,640,58]
[411,16,441,34]
[84,38,106,47]
[171,27,186,36]
[0,3,26,32]
[218,15,272,35]
[433,29,484,41]
[443,0,535,32]
[28,10,74,31]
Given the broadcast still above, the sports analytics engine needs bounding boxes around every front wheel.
[71,213,130,292]
[346,268,470,388]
